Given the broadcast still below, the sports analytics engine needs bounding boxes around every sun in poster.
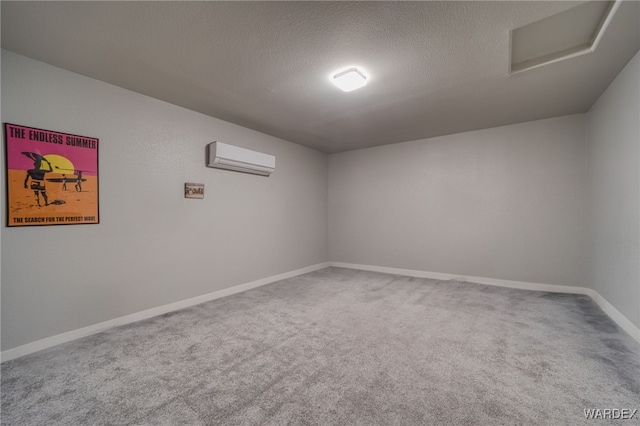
[5,124,99,226]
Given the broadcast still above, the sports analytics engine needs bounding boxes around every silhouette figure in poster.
[75,170,83,192]
[61,175,68,191]
[22,152,53,207]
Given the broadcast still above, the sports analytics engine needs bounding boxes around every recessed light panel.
[331,67,368,92]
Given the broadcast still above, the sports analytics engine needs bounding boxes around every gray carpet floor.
[2,267,639,425]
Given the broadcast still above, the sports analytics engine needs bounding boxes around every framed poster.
[4,123,99,226]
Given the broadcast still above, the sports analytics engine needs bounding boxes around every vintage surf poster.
[5,124,99,226]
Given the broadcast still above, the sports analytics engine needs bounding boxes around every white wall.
[329,115,588,287]
[0,50,328,351]
[587,51,640,329]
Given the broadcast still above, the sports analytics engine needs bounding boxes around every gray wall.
[329,115,588,287]
[587,52,640,329]
[1,50,329,351]
[3,48,639,352]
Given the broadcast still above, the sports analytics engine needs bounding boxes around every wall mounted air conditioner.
[207,142,275,176]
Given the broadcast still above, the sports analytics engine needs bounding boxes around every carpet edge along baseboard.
[2,261,638,362]
[0,262,331,362]
[331,262,640,345]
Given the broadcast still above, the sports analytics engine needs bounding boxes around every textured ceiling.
[2,1,639,153]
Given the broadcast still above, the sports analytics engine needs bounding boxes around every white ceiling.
[2,1,638,153]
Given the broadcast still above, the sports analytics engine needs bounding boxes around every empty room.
[1,1,639,425]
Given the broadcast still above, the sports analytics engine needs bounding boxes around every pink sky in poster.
[6,124,98,175]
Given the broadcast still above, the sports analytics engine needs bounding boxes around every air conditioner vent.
[207,142,275,177]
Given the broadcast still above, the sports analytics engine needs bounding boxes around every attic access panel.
[510,1,618,74]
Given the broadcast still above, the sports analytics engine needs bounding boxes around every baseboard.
[4,260,637,362]
[330,262,587,293]
[1,262,331,363]
[330,262,640,344]
[584,288,640,344]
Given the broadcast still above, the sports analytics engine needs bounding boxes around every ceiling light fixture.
[331,67,368,92]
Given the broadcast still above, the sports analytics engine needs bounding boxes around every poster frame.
[4,123,100,227]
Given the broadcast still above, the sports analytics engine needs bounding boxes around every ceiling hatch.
[510,0,619,74]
